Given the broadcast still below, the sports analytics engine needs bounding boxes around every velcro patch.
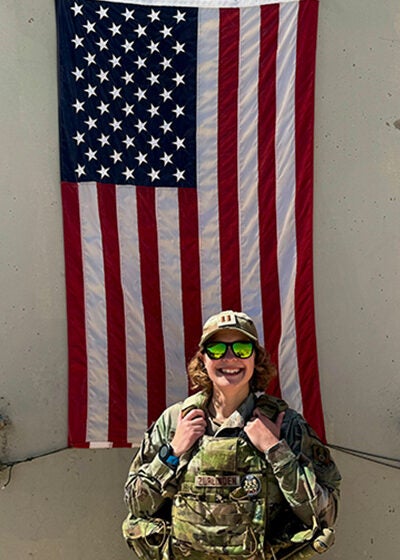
[195,475,241,487]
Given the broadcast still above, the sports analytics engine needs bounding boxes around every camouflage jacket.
[123,392,341,559]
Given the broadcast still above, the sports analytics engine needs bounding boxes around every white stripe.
[116,185,148,443]
[196,9,221,322]
[79,182,109,443]
[237,7,264,344]
[275,3,302,413]
[103,0,300,7]
[156,188,188,406]
[89,442,113,449]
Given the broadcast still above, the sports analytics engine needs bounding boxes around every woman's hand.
[171,408,207,457]
[244,409,285,453]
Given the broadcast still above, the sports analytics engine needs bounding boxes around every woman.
[123,310,341,559]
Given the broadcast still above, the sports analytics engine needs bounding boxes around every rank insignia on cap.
[217,312,237,327]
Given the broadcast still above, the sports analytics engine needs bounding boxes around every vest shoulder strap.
[255,393,289,421]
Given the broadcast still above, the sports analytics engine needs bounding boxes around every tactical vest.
[169,394,308,560]
[171,433,280,559]
[123,393,336,560]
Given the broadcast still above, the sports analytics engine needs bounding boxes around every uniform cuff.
[265,439,296,471]
[151,453,179,489]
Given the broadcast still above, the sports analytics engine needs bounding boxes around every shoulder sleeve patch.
[312,444,333,466]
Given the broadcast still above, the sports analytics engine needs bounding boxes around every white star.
[97,101,109,115]
[148,136,160,149]
[83,20,96,34]
[161,152,173,166]
[110,118,122,132]
[122,167,135,180]
[160,25,172,39]
[135,24,147,37]
[147,104,160,118]
[174,169,185,181]
[109,23,121,36]
[147,72,160,86]
[71,67,84,81]
[172,105,185,118]
[160,121,172,134]
[173,73,185,86]
[84,84,97,98]
[110,150,122,164]
[70,3,83,17]
[75,163,86,177]
[122,8,135,21]
[160,89,172,102]
[122,103,134,117]
[173,41,185,55]
[147,40,159,54]
[109,55,121,68]
[123,135,135,149]
[135,152,148,165]
[73,131,85,145]
[148,168,160,182]
[84,116,97,130]
[72,99,85,113]
[98,165,110,179]
[98,133,110,147]
[135,56,147,69]
[96,37,108,51]
[174,10,186,23]
[96,69,109,83]
[83,52,96,66]
[85,148,97,161]
[122,39,135,53]
[122,72,134,85]
[71,35,84,49]
[148,9,160,22]
[134,88,147,102]
[135,119,147,133]
[110,86,121,100]
[173,137,185,150]
[96,6,109,19]
[160,57,172,71]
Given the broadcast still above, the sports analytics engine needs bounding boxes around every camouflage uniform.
[123,391,341,559]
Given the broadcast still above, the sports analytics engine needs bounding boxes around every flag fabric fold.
[56,0,324,448]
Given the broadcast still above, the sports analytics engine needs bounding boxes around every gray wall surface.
[1,0,399,558]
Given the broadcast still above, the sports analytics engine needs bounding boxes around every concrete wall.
[0,0,399,558]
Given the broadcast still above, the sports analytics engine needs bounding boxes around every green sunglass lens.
[232,342,253,358]
[205,341,254,359]
[206,342,226,359]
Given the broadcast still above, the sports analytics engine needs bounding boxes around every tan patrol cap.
[200,310,259,346]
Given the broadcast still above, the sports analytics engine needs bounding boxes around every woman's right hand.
[171,408,207,457]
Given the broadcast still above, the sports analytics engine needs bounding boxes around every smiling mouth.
[219,368,242,376]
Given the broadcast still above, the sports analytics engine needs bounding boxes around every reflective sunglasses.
[203,340,255,360]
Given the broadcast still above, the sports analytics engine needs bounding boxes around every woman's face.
[202,329,255,395]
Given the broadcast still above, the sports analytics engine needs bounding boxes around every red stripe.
[294,0,325,440]
[136,187,166,424]
[97,184,128,445]
[178,188,203,377]
[257,5,282,397]
[218,9,241,311]
[62,182,88,446]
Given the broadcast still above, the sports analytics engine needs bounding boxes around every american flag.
[56,0,324,448]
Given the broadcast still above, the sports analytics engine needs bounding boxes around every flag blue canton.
[57,1,197,187]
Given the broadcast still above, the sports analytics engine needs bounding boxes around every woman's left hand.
[243,409,285,453]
